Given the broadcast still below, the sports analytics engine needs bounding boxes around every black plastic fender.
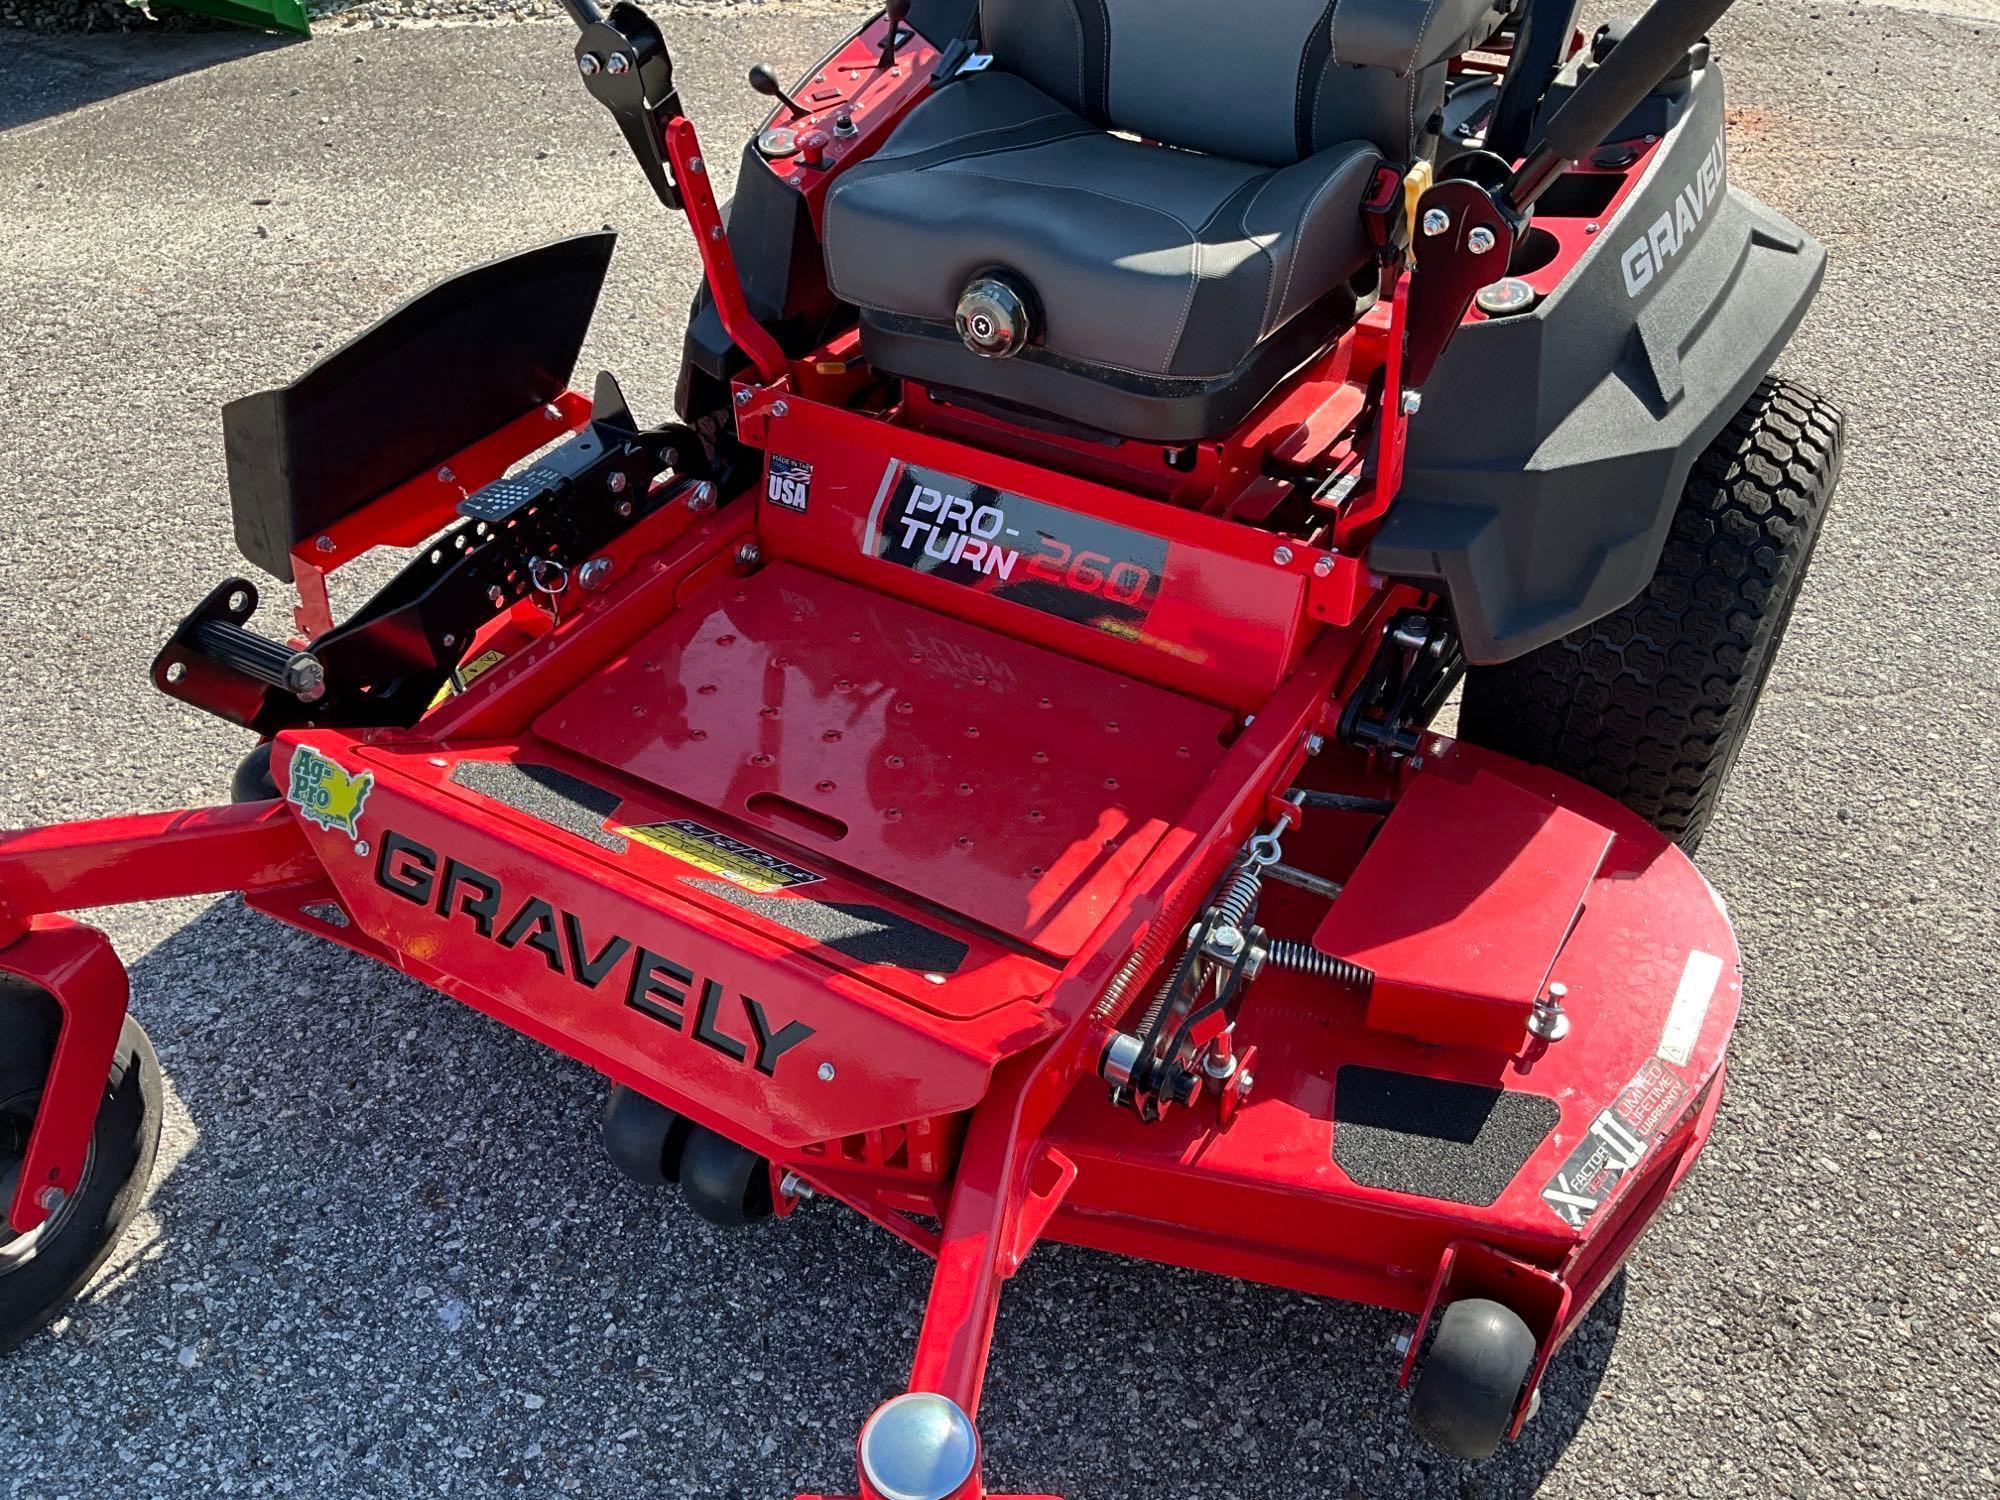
[1369,62,1826,664]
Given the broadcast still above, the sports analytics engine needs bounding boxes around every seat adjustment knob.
[955,275,1032,358]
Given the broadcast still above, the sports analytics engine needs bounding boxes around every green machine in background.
[158,0,312,35]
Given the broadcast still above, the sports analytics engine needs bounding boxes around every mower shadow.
[97,897,1618,1497]
[0,27,296,133]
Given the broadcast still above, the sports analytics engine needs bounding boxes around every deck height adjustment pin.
[1527,981,1571,1041]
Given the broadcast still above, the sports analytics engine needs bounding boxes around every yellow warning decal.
[427,648,508,711]
[618,819,822,894]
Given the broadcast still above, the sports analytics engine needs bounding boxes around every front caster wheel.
[601,1085,693,1187]
[229,741,280,804]
[1407,1297,1537,1461]
[0,988,162,1354]
[676,1127,773,1228]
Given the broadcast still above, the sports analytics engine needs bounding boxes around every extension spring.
[1262,938,1373,996]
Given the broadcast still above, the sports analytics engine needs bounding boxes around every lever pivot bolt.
[577,54,599,77]
[1421,207,1451,236]
[605,52,631,75]
[1467,226,1496,255]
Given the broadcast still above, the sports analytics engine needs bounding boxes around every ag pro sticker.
[287,744,375,843]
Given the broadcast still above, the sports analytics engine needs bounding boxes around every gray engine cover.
[1369,63,1826,664]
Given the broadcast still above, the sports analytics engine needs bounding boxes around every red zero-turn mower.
[0,0,1844,1491]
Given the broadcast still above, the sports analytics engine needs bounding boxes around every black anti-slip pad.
[1333,1065,1560,1207]
[688,880,970,975]
[450,761,629,853]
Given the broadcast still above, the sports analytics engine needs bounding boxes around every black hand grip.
[189,620,326,701]
[1508,0,1737,209]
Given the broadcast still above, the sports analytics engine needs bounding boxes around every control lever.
[878,0,911,69]
[747,62,807,119]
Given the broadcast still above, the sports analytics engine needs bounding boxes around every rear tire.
[0,990,162,1354]
[1408,1298,1537,1461]
[1460,376,1843,852]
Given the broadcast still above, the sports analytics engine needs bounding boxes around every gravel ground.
[2,3,1998,1498]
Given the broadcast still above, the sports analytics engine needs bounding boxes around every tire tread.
[1461,376,1844,851]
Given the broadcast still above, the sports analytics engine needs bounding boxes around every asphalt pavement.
[0,4,1996,1497]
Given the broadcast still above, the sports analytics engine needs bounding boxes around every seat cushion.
[981,0,1515,164]
[824,71,1383,386]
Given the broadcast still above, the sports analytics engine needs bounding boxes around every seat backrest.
[980,0,1513,165]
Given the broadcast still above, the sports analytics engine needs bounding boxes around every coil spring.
[1210,863,1262,931]
[1128,964,1185,1050]
[1263,938,1374,995]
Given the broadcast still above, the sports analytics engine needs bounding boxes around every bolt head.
[737,541,762,567]
[1393,1331,1413,1356]
[577,53,600,77]
[1467,226,1497,255]
[771,399,790,418]
[687,481,717,513]
[1421,207,1451,237]
[34,1185,65,1214]
[779,1171,815,1201]
[1312,555,1334,578]
[604,52,631,75]
[1272,545,1294,566]
[688,155,705,175]
[733,388,752,406]
[1400,390,1423,416]
[436,465,455,483]
[314,534,335,553]
[578,558,613,591]
[1236,1070,1254,1097]
[817,1061,836,1082]
[1304,732,1326,756]
[606,470,628,494]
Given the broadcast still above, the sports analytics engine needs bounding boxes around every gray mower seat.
[822,0,1513,442]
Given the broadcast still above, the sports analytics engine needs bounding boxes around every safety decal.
[427,648,508,711]
[766,454,814,513]
[287,744,374,843]
[866,462,1167,635]
[617,818,823,894]
[1540,1057,1686,1231]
